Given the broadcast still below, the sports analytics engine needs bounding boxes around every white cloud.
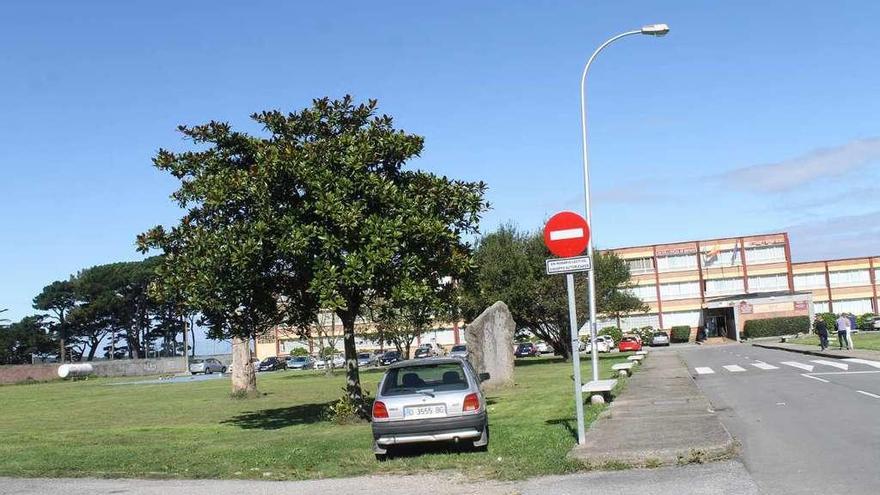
[719,137,880,192]
[785,210,880,261]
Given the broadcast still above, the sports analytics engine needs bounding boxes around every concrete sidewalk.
[752,341,880,361]
[569,349,735,468]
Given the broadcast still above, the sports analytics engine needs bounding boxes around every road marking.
[857,390,880,399]
[752,362,778,370]
[809,370,880,376]
[802,374,829,383]
[844,358,880,369]
[723,365,746,372]
[549,227,584,241]
[810,359,848,370]
[781,361,814,371]
[695,367,715,375]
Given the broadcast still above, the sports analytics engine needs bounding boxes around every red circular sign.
[543,211,590,258]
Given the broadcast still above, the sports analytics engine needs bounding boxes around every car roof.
[387,357,465,370]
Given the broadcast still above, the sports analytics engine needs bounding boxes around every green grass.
[0,354,631,481]
[788,331,880,351]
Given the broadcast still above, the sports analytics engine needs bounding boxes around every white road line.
[857,390,880,399]
[752,362,778,370]
[695,367,715,375]
[810,359,848,370]
[549,227,584,241]
[802,374,829,383]
[844,358,880,369]
[723,365,747,372]
[809,370,880,376]
[781,361,814,372]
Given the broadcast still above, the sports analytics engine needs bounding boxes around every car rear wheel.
[221,367,227,373]
[205,368,212,375]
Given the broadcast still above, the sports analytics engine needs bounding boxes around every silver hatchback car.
[371,358,489,460]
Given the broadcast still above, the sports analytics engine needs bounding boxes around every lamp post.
[580,24,669,384]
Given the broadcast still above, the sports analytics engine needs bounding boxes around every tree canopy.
[138,96,488,400]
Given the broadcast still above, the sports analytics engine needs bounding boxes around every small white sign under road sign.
[546,256,592,275]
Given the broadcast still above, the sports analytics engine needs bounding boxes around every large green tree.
[0,315,56,365]
[33,280,77,362]
[461,224,646,359]
[138,96,487,401]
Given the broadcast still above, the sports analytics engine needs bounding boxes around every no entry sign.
[543,211,590,258]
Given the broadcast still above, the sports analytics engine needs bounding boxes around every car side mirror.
[478,372,490,382]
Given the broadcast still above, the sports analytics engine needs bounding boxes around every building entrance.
[704,308,735,340]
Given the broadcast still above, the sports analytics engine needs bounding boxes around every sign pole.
[566,273,586,444]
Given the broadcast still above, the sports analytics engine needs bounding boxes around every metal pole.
[566,273,586,444]
[580,30,641,383]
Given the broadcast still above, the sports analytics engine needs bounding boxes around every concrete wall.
[0,363,60,385]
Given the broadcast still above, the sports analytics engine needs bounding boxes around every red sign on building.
[738,301,754,314]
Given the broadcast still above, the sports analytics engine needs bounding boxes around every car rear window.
[452,345,466,352]
[382,363,469,395]
[192,359,204,363]
[358,353,370,359]
[622,337,636,342]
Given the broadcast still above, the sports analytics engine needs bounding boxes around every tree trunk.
[230,335,257,396]
[190,319,196,358]
[86,337,99,361]
[340,312,366,416]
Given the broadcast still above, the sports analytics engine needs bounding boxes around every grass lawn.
[787,331,880,351]
[0,354,631,481]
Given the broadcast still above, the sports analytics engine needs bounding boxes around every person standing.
[836,313,851,350]
[815,315,829,351]
[847,313,857,350]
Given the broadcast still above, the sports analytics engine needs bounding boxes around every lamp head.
[640,23,670,36]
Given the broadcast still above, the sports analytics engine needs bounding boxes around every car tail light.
[372,401,389,419]
[462,393,480,413]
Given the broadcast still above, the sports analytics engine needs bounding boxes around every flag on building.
[731,242,740,266]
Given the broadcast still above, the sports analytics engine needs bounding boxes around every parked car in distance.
[417,342,443,357]
[651,331,670,347]
[379,350,401,366]
[414,347,432,359]
[514,342,538,358]
[618,335,642,353]
[358,352,377,367]
[448,344,468,359]
[594,336,611,353]
[287,356,315,370]
[189,358,226,375]
[535,342,551,354]
[315,355,345,370]
[371,357,490,460]
[257,356,287,372]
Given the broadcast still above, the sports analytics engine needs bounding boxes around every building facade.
[605,232,879,340]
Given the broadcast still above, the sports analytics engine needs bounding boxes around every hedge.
[743,316,810,339]
[670,325,691,343]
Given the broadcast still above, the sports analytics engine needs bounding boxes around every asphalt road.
[680,344,880,495]
[0,461,759,495]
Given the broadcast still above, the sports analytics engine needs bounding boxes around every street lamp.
[580,24,670,385]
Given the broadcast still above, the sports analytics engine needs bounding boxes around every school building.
[604,232,879,341]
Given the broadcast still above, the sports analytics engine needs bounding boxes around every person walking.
[815,315,829,351]
[847,313,857,350]
[836,313,852,350]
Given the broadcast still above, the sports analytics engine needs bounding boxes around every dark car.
[514,343,538,358]
[379,351,401,366]
[414,347,431,359]
[257,356,286,372]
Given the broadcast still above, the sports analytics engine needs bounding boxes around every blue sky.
[2,1,880,343]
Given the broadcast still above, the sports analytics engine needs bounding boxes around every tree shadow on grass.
[221,401,332,430]
[546,417,577,440]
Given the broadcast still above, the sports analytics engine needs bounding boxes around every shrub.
[325,388,370,424]
[743,316,810,339]
[817,312,836,333]
[670,326,691,343]
[857,313,876,330]
[632,326,654,343]
[290,347,309,357]
[599,326,622,344]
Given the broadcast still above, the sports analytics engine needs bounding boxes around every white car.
[315,355,345,369]
[535,342,551,354]
[594,336,612,353]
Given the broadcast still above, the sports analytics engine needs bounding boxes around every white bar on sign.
[549,228,584,241]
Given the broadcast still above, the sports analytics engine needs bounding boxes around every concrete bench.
[635,350,648,356]
[581,378,618,404]
[627,354,645,362]
[612,362,635,377]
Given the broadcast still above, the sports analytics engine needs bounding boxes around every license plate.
[403,404,447,419]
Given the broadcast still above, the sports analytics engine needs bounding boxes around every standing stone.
[465,301,516,390]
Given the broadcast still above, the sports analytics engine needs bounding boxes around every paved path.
[681,344,880,495]
[570,347,734,465]
[0,461,759,495]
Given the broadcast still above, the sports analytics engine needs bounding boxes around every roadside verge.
[569,350,735,469]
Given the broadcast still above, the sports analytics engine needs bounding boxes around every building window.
[828,269,870,288]
[659,281,700,300]
[627,284,657,302]
[747,274,789,293]
[703,249,741,268]
[744,245,786,265]
[626,257,654,274]
[656,254,698,272]
[833,298,874,314]
[814,301,830,313]
[793,273,826,290]
[705,278,743,296]
[662,311,701,328]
